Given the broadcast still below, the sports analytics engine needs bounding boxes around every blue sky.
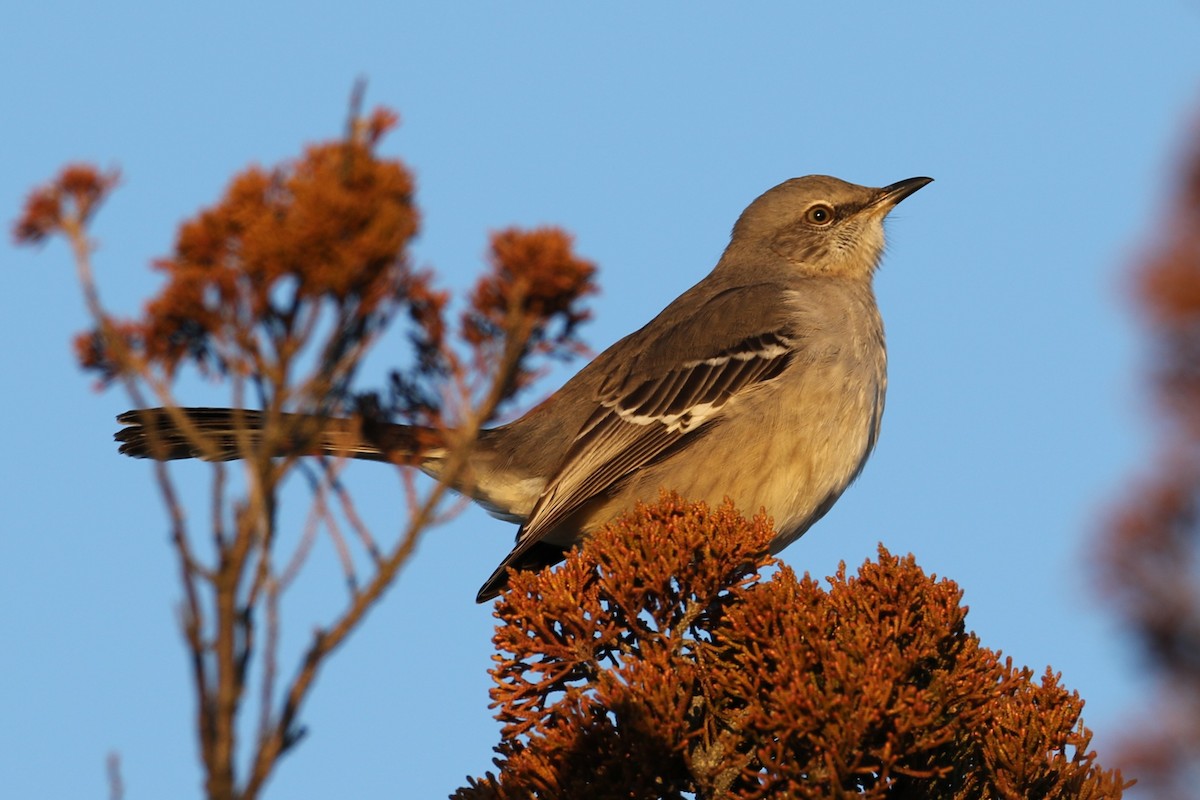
[3,3,1198,797]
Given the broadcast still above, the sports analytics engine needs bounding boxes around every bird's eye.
[805,204,835,225]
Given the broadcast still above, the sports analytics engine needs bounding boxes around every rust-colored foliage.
[16,110,442,407]
[13,100,600,800]
[463,227,597,402]
[469,226,597,346]
[144,109,430,389]
[12,163,120,244]
[458,495,1126,800]
[1100,120,1200,799]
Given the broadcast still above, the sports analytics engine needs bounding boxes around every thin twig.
[258,573,282,754]
[325,461,383,564]
[242,288,537,797]
[309,463,359,593]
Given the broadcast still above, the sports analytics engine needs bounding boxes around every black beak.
[877,176,934,207]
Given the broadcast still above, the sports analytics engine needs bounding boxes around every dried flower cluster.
[463,227,597,403]
[1100,120,1200,799]
[13,100,599,800]
[458,495,1127,799]
[89,109,426,406]
[12,163,120,245]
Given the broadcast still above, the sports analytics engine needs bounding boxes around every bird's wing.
[477,283,800,597]
[529,329,796,530]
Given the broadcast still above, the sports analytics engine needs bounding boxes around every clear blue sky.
[3,4,1198,797]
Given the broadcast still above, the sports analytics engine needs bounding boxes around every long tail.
[115,407,432,462]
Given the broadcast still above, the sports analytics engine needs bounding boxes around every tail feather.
[115,407,429,462]
[117,406,541,602]
[475,541,569,602]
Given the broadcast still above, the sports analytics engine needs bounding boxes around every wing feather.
[491,330,796,576]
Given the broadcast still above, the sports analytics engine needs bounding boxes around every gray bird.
[116,174,932,601]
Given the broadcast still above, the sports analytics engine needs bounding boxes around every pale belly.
[569,362,883,553]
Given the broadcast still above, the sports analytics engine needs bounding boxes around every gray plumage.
[116,174,932,601]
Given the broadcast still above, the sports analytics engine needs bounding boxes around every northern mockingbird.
[117,174,932,601]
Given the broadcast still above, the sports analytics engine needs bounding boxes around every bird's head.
[725,175,932,279]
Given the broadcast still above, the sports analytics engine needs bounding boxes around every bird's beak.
[874,176,934,209]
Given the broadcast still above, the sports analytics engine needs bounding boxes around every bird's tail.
[115,407,433,463]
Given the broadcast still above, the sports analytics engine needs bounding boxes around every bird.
[116,174,932,602]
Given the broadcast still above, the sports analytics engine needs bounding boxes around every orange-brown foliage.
[1100,121,1200,799]
[13,108,600,437]
[12,163,119,244]
[13,101,601,800]
[472,226,597,343]
[139,107,428,381]
[462,227,597,401]
[458,495,1127,799]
